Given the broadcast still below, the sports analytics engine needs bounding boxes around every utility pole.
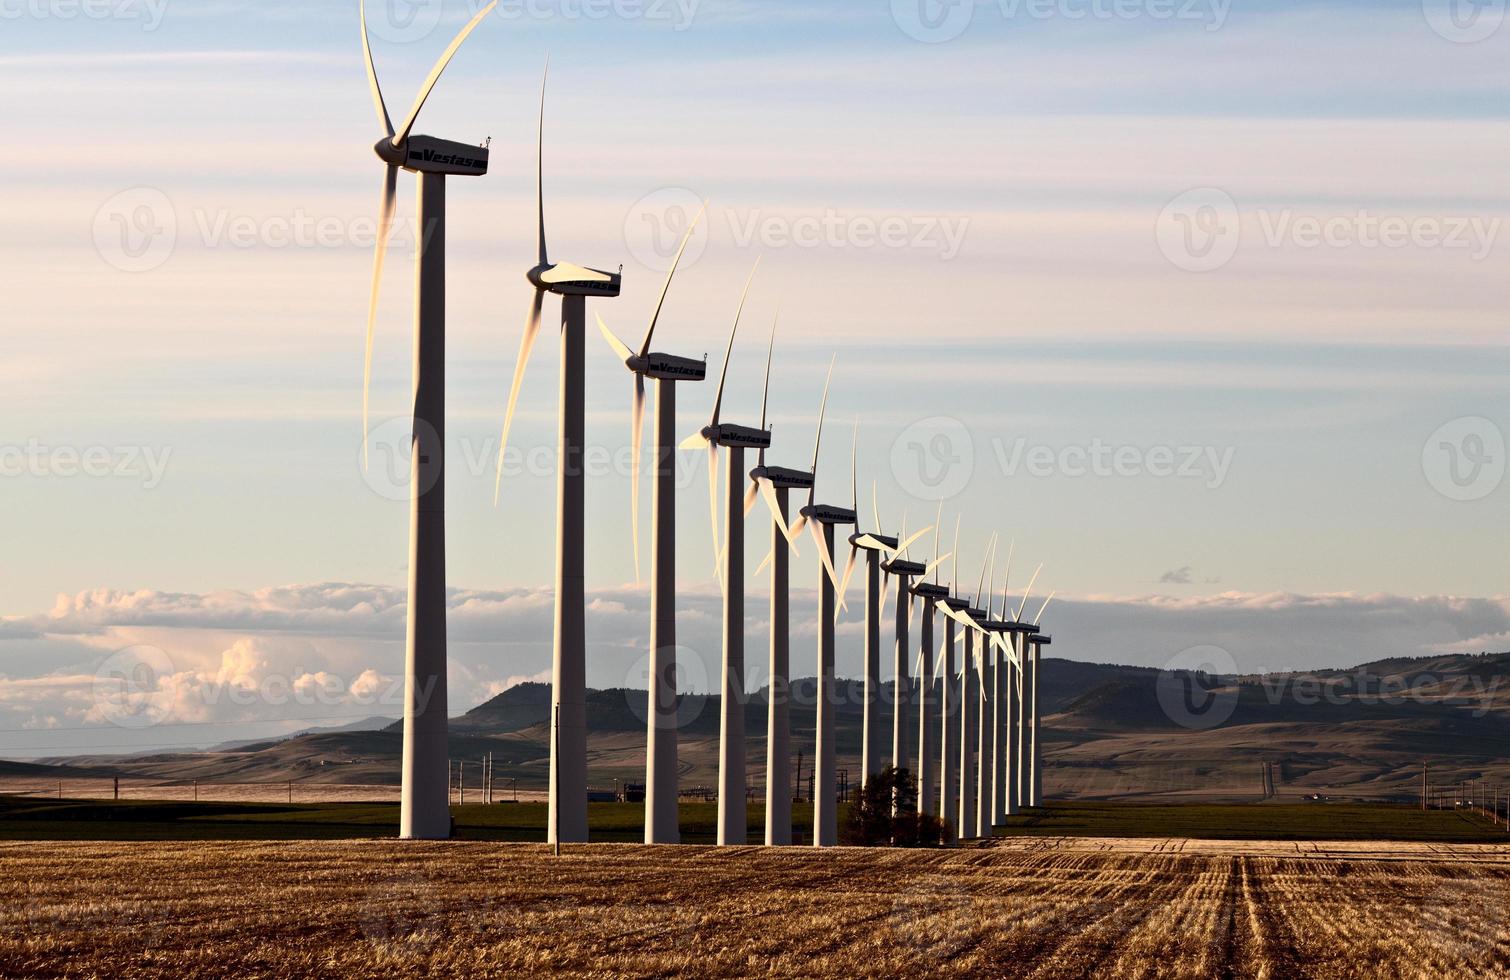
[1422,764,1428,812]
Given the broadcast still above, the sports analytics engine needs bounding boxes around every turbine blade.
[789,513,808,539]
[630,373,646,585]
[808,520,841,593]
[807,354,836,509]
[361,163,398,471]
[872,481,881,539]
[1034,590,1056,626]
[848,416,859,516]
[711,256,760,428]
[596,313,634,363]
[394,0,499,144]
[834,543,859,621]
[494,288,544,504]
[680,430,710,451]
[639,200,708,359]
[534,60,547,266]
[359,0,394,137]
[1003,538,1016,597]
[1017,563,1044,621]
[756,548,773,575]
[894,525,932,559]
[760,479,797,549]
[932,501,943,582]
[759,311,777,432]
[743,476,760,516]
[923,552,953,579]
[879,569,893,625]
[974,531,998,606]
[951,515,961,594]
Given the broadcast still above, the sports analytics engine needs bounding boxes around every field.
[5,836,1510,978]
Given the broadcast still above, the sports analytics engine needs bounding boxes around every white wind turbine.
[785,358,853,847]
[833,452,927,791]
[597,214,710,846]
[1025,591,1055,808]
[358,0,496,841]
[910,508,953,820]
[494,67,625,846]
[744,337,815,846]
[679,262,777,847]
[879,511,930,783]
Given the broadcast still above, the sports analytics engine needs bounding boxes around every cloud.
[1159,566,1194,585]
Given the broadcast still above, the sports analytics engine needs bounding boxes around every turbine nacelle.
[850,531,897,552]
[373,135,490,176]
[991,620,1040,635]
[883,557,927,577]
[801,503,857,527]
[1031,635,1053,646]
[912,582,951,601]
[528,262,623,297]
[753,464,813,491]
[643,352,707,382]
[704,422,771,450]
[942,596,971,612]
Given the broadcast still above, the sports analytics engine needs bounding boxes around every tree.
[840,766,944,847]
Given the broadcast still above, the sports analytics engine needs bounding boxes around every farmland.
[5,837,1510,978]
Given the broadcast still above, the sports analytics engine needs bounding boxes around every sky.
[1,0,1506,756]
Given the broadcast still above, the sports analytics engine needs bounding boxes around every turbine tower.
[882,516,927,783]
[495,68,625,846]
[788,358,853,847]
[1028,632,1051,806]
[943,528,976,839]
[911,509,952,818]
[745,334,812,846]
[1013,564,1045,811]
[598,215,710,846]
[938,516,964,839]
[682,262,775,847]
[358,0,497,841]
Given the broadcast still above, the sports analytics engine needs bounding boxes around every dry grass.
[4,838,1509,978]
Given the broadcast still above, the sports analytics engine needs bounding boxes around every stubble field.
[5,837,1510,978]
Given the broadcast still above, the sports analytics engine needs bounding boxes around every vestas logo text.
[409,150,487,169]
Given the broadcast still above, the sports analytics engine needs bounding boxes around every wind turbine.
[597,215,709,846]
[786,357,853,847]
[833,457,925,792]
[744,332,812,847]
[1027,627,1052,807]
[937,515,963,838]
[1019,581,1052,808]
[1010,564,1044,811]
[494,67,625,846]
[961,534,996,838]
[911,506,952,818]
[881,514,928,784]
[680,262,773,847]
[943,524,977,839]
[358,0,496,841]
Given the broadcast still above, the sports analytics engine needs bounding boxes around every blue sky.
[0,0,1506,754]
